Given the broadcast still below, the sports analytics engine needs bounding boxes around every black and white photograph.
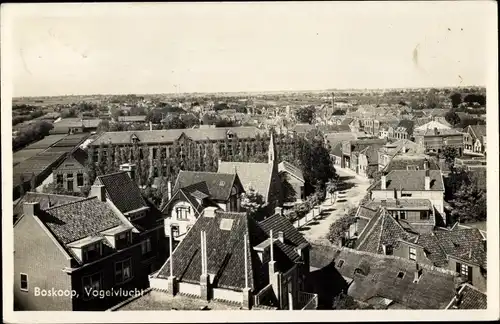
[1,1,498,322]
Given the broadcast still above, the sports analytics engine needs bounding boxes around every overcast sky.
[5,2,495,97]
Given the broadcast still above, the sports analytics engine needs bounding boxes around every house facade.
[52,148,89,193]
[161,170,245,241]
[463,125,486,156]
[414,128,465,156]
[14,186,165,311]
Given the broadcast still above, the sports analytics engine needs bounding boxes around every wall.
[212,287,244,303]
[282,173,304,202]
[393,241,434,267]
[371,190,444,214]
[14,215,73,310]
[178,282,201,297]
[447,257,487,293]
[166,200,197,238]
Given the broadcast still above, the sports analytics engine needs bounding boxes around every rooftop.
[96,171,148,214]
[173,171,240,202]
[218,161,274,201]
[448,284,487,310]
[368,170,444,191]
[278,161,304,182]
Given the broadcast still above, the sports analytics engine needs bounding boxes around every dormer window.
[227,132,234,140]
[115,231,132,250]
[83,242,102,263]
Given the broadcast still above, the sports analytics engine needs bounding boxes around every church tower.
[268,132,277,165]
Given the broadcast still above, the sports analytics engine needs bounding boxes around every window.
[153,167,159,177]
[82,272,101,296]
[115,259,133,284]
[409,247,417,261]
[152,148,158,159]
[20,273,28,291]
[83,242,102,262]
[227,133,234,140]
[420,211,429,220]
[141,238,152,255]
[399,211,407,220]
[175,206,190,220]
[56,174,63,185]
[337,260,344,268]
[460,264,468,276]
[77,173,84,186]
[115,231,131,250]
[171,225,179,237]
[397,271,405,279]
[401,193,412,197]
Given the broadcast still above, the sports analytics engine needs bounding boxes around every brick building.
[52,148,89,193]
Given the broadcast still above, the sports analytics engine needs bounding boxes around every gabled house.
[14,188,164,311]
[395,224,487,292]
[113,209,317,310]
[377,139,427,171]
[413,128,465,156]
[463,125,486,156]
[342,138,387,173]
[368,167,445,216]
[218,133,282,211]
[161,170,245,241]
[52,147,89,193]
[309,245,461,309]
[278,161,305,204]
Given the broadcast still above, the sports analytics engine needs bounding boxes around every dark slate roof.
[451,284,487,309]
[13,192,84,217]
[278,161,304,182]
[173,171,239,201]
[340,118,354,126]
[434,227,486,268]
[90,127,264,146]
[356,209,418,254]
[96,171,148,214]
[359,146,380,165]
[468,125,486,139]
[350,139,387,152]
[368,170,444,191]
[157,211,298,291]
[40,197,124,244]
[218,162,273,200]
[309,245,459,309]
[259,213,309,262]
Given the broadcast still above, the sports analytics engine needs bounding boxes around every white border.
[2,2,499,322]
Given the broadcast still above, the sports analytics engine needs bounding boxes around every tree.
[450,93,462,108]
[450,182,486,223]
[441,146,459,170]
[332,293,376,310]
[445,110,461,127]
[97,120,110,133]
[326,207,357,245]
[241,187,267,220]
[295,106,316,124]
[326,179,338,204]
[162,116,186,130]
[332,109,346,116]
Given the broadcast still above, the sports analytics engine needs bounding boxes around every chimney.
[23,201,40,217]
[277,231,284,243]
[89,184,106,202]
[424,169,430,190]
[424,159,429,170]
[381,174,387,190]
[167,181,172,200]
[120,163,136,181]
[434,127,438,135]
[203,206,218,218]
[274,206,283,216]
[149,121,153,131]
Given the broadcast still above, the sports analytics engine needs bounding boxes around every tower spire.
[268,132,276,164]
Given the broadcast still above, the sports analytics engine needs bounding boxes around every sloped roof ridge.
[44,196,97,211]
[337,246,459,276]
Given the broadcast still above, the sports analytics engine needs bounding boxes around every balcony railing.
[297,291,318,310]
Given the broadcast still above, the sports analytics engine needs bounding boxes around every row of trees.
[12,120,54,151]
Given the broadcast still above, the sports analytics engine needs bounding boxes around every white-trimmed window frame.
[82,271,102,300]
[115,258,133,285]
[20,273,28,292]
[409,247,417,261]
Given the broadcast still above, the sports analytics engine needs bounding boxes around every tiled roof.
[218,162,273,201]
[157,211,298,291]
[416,128,463,137]
[325,132,358,148]
[468,125,486,140]
[451,284,487,309]
[356,209,418,254]
[434,228,486,268]
[90,127,264,146]
[368,170,444,191]
[13,192,84,217]
[96,172,148,214]
[173,171,238,201]
[350,139,387,152]
[309,245,459,309]
[278,161,304,182]
[384,199,433,210]
[318,125,351,133]
[118,115,147,122]
[340,118,354,126]
[259,213,309,262]
[40,197,124,244]
[359,146,380,165]
[383,155,440,173]
[414,120,452,132]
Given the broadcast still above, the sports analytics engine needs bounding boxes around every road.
[299,166,371,244]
